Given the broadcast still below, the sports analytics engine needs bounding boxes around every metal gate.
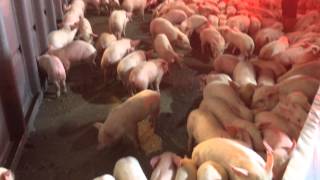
[0,0,66,168]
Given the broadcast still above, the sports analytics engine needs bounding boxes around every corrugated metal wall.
[0,0,65,168]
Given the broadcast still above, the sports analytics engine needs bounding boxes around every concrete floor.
[15,11,211,180]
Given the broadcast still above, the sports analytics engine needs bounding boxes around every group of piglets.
[36,0,320,179]
[161,0,319,180]
[91,0,319,180]
[37,0,172,97]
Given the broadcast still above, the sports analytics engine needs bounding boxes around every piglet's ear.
[131,40,141,47]
[263,140,274,174]
[93,122,103,130]
[230,165,249,177]
[2,170,13,180]
[172,155,182,167]
[126,12,133,19]
[311,45,320,55]
[63,4,70,12]
[150,155,160,169]
[90,33,99,38]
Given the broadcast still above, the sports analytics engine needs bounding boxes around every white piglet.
[161,9,188,25]
[93,174,115,180]
[109,10,132,39]
[95,33,117,54]
[37,54,67,97]
[129,59,169,93]
[94,90,160,149]
[150,17,191,50]
[150,152,181,180]
[101,38,140,80]
[197,161,228,180]
[117,50,147,87]
[192,138,274,180]
[259,36,289,60]
[48,40,97,71]
[113,156,147,180]
[48,26,78,50]
[154,34,182,65]
[0,167,14,180]
[78,16,97,44]
[180,15,208,37]
[219,26,254,58]
[122,0,148,18]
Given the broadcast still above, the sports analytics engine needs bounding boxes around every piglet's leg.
[61,80,67,94]
[54,81,61,98]
[155,74,163,93]
[128,124,142,151]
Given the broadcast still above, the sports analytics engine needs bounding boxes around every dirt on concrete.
[15,11,212,180]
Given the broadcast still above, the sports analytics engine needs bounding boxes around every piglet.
[117,50,147,88]
[187,109,230,151]
[248,15,262,37]
[154,34,182,66]
[278,60,320,82]
[109,10,131,39]
[203,83,253,121]
[199,73,232,87]
[257,68,275,86]
[129,59,169,93]
[255,111,300,139]
[150,152,181,180]
[48,26,78,50]
[101,0,120,14]
[259,36,289,60]
[174,157,197,180]
[200,26,225,60]
[101,38,140,81]
[48,40,97,72]
[254,28,284,51]
[226,5,237,17]
[260,127,296,180]
[219,26,254,58]
[251,59,286,78]
[213,54,240,76]
[61,10,81,29]
[226,15,251,33]
[180,15,208,37]
[199,98,264,151]
[37,54,67,97]
[65,0,86,15]
[122,0,147,18]
[197,161,228,180]
[95,33,117,55]
[0,167,14,180]
[192,138,274,180]
[207,15,219,28]
[273,43,320,66]
[161,9,188,25]
[150,17,191,50]
[113,156,147,180]
[155,1,195,17]
[94,90,160,149]
[93,174,115,180]
[233,60,257,87]
[78,16,97,44]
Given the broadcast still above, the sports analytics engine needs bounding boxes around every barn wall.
[0,0,66,168]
